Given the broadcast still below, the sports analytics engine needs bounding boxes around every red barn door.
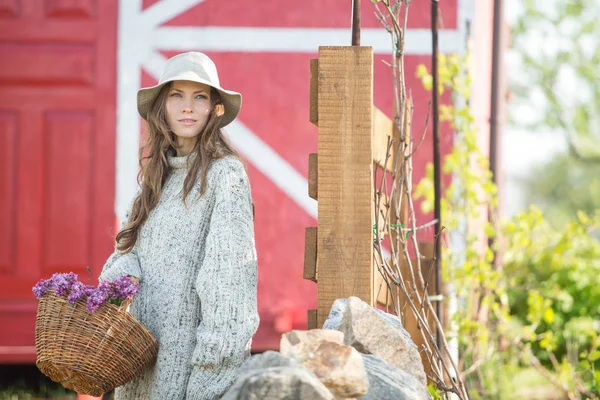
[0,0,117,362]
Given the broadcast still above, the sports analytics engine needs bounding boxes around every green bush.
[503,207,600,393]
[415,53,600,398]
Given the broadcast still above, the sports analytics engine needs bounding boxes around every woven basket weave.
[35,289,158,396]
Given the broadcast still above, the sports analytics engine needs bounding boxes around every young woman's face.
[165,80,212,155]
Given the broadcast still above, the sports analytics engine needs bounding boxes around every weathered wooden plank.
[309,59,318,126]
[316,46,374,327]
[374,246,429,310]
[398,241,439,377]
[375,264,396,307]
[303,227,318,283]
[308,153,318,200]
[376,240,445,377]
[307,309,318,330]
[401,99,412,224]
[372,106,395,172]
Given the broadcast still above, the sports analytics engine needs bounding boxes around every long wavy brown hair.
[115,82,242,253]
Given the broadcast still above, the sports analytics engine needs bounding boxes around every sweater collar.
[167,152,197,170]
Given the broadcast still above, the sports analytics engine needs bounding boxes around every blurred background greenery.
[508,0,600,226]
[415,0,599,398]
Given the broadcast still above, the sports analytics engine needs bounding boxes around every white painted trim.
[142,51,169,79]
[116,0,143,221]
[458,0,476,53]
[225,121,318,220]
[152,26,463,55]
[139,0,205,28]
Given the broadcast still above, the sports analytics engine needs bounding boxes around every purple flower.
[85,278,140,312]
[51,272,78,297]
[33,272,140,312]
[32,279,53,299]
[113,276,141,300]
[86,285,109,312]
[67,282,95,304]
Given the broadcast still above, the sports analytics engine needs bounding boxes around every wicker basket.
[35,289,158,396]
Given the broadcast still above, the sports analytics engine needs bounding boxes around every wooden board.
[303,227,317,282]
[316,46,374,327]
[398,241,440,377]
[308,153,318,200]
[307,309,318,330]
[375,240,446,377]
[372,107,395,172]
[309,59,319,125]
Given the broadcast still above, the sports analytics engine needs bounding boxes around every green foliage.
[415,53,508,397]
[503,207,600,383]
[415,52,600,398]
[0,366,76,399]
[511,0,600,161]
[0,384,75,399]
[521,152,600,229]
[428,383,444,400]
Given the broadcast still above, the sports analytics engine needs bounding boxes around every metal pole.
[490,0,504,188]
[431,0,443,351]
[489,0,505,263]
[352,0,361,46]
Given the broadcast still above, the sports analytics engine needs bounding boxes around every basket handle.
[118,297,134,314]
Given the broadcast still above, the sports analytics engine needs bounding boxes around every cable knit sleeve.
[186,160,260,400]
[98,189,143,282]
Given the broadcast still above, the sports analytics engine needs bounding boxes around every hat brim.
[137,78,242,128]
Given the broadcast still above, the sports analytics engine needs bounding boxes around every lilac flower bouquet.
[33,273,140,312]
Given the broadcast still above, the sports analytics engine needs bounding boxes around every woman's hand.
[128,276,140,285]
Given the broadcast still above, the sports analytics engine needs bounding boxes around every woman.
[99,51,260,400]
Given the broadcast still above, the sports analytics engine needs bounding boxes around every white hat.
[137,52,242,128]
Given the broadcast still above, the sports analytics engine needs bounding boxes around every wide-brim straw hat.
[137,52,242,128]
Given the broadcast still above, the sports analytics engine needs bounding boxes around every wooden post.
[306,47,395,329]
[315,46,374,327]
[302,41,444,381]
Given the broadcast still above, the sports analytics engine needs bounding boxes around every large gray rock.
[359,354,431,400]
[238,350,298,376]
[280,330,369,398]
[323,298,414,345]
[221,366,334,400]
[323,296,427,386]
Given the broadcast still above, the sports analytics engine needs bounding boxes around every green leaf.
[543,307,555,324]
[416,64,430,78]
[578,359,591,370]
[576,210,591,225]
[581,20,596,34]
[589,350,600,362]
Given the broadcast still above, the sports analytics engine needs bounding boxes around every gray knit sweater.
[99,154,260,400]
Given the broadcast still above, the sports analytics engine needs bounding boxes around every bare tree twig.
[405,100,431,159]
[371,2,471,398]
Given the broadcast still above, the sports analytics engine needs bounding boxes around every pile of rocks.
[222,296,432,399]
